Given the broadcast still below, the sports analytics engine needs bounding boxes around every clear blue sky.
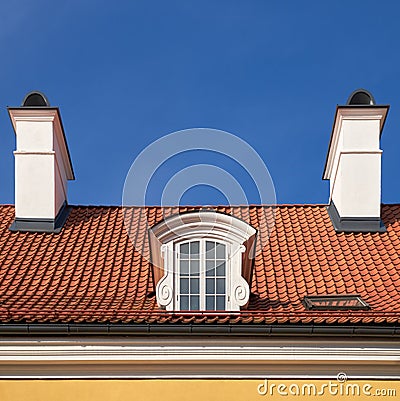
[1,1,400,206]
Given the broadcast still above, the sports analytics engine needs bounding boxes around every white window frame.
[151,211,256,312]
[175,238,231,311]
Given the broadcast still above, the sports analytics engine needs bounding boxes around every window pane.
[191,295,199,310]
[206,278,215,294]
[190,260,200,276]
[216,296,225,310]
[206,241,214,252]
[216,278,225,294]
[216,261,225,276]
[180,243,189,257]
[206,241,215,259]
[180,260,189,276]
[190,241,199,257]
[216,243,225,259]
[206,261,215,276]
[206,296,215,310]
[180,296,189,310]
[190,278,199,294]
[180,278,189,294]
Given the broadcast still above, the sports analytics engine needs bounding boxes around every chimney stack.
[8,91,75,233]
[323,89,389,232]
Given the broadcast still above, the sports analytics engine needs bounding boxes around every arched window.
[150,211,256,312]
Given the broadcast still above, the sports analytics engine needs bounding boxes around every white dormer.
[8,91,74,233]
[150,211,257,311]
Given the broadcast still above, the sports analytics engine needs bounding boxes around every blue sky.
[1,1,400,206]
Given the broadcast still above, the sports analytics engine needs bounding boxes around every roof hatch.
[304,295,370,311]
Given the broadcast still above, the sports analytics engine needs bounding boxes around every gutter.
[1,323,399,337]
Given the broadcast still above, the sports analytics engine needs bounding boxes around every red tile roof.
[0,204,400,325]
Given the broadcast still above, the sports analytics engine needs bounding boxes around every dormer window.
[150,211,257,312]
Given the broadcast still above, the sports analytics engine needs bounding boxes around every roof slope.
[0,205,399,325]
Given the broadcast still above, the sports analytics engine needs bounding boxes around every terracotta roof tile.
[0,204,400,325]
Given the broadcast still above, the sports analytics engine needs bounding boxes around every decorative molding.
[233,283,248,306]
[0,338,398,378]
[155,276,173,307]
[151,211,256,245]
[229,244,250,309]
[156,243,174,309]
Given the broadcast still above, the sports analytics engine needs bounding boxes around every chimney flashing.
[327,202,386,233]
[9,202,71,234]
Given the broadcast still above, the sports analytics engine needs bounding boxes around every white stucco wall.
[326,108,387,219]
[10,110,72,221]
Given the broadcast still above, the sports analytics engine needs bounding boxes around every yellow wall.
[0,379,398,401]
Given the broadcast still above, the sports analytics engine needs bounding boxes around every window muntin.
[177,240,227,311]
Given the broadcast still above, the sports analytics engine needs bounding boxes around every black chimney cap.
[346,89,376,106]
[21,91,50,107]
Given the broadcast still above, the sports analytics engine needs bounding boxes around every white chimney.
[8,91,75,233]
[323,89,389,232]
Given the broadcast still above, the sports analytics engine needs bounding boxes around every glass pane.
[216,278,225,294]
[180,278,189,294]
[206,296,215,310]
[190,260,200,276]
[206,261,215,276]
[191,295,199,310]
[190,241,199,257]
[180,260,189,276]
[206,241,215,259]
[180,243,189,257]
[180,296,189,310]
[216,243,225,259]
[216,296,225,310]
[206,278,215,294]
[190,278,199,294]
[216,261,225,276]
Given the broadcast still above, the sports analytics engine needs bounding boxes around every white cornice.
[0,338,398,378]
[151,211,256,245]
[0,345,398,362]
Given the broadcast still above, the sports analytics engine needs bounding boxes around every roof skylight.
[303,295,370,311]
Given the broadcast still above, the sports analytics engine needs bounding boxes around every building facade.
[0,90,399,401]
